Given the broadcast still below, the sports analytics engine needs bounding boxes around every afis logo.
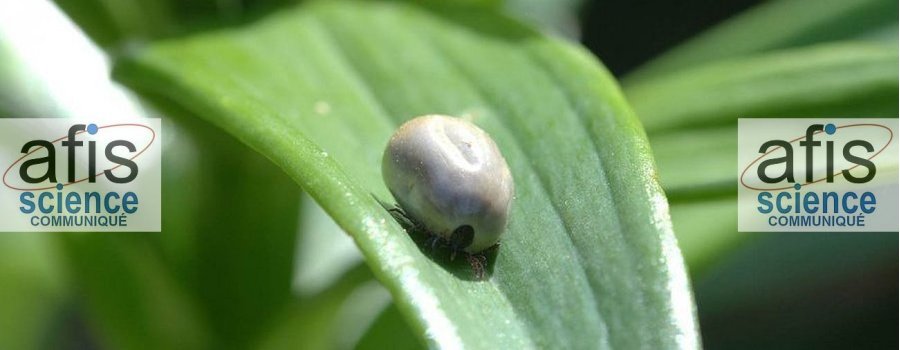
[0,119,160,232]
[738,118,898,232]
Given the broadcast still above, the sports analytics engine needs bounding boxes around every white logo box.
[0,118,161,232]
[737,118,898,232]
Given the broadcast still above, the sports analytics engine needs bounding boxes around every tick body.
[382,115,514,278]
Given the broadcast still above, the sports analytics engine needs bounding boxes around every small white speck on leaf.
[314,101,331,115]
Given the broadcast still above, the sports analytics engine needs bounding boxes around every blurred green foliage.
[0,0,897,349]
[619,0,898,348]
[622,0,898,274]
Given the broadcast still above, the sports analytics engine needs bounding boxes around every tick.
[381,115,514,279]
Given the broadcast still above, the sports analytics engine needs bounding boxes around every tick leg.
[466,253,486,280]
[448,237,462,262]
[427,235,441,253]
[386,207,416,230]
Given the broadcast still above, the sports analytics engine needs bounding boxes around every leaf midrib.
[306,14,569,347]
[310,7,662,348]
[113,2,696,348]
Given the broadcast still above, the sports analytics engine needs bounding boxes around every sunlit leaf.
[628,42,898,198]
[627,42,898,270]
[627,42,898,134]
[626,0,897,83]
[115,1,699,348]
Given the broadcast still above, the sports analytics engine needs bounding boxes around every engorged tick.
[381,115,514,279]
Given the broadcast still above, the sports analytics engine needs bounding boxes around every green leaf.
[115,1,698,348]
[625,43,898,200]
[626,0,898,83]
[51,0,303,48]
[258,264,388,350]
[60,233,212,350]
[292,193,364,297]
[356,302,425,350]
[502,0,582,38]
[650,126,736,200]
[667,198,747,275]
[625,41,897,276]
[167,116,303,347]
[627,42,899,134]
[260,194,381,350]
[52,0,177,47]
[0,234,67,350]
[3,2,310,346]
